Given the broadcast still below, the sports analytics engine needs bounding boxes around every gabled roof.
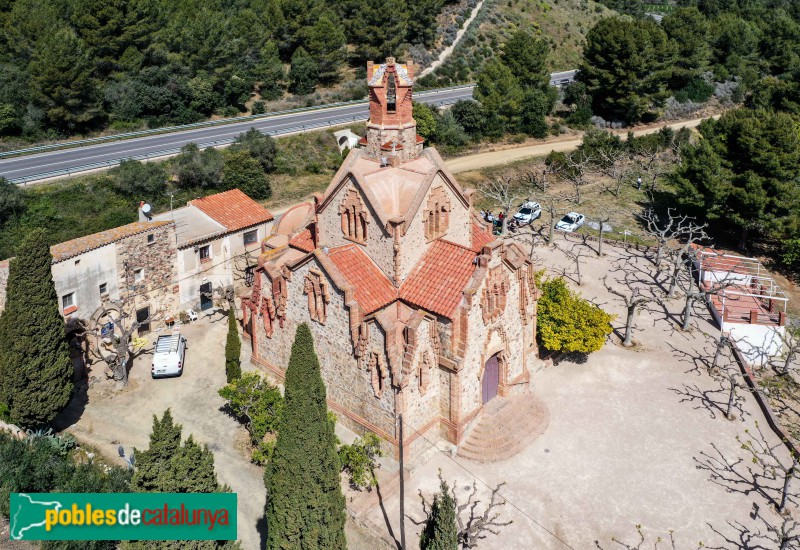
[317,148,470,230]
[288,229,315,253]
[51,221,172,263]
[400,240,477,318]
[189,189,274,232]
[326,245,397,314]
[471,221,494,252]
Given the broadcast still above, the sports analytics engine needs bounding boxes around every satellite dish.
[141,203,152,219]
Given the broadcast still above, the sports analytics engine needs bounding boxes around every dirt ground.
[363,236,795,549]
[445,116,711,174]
[55,313,387,550]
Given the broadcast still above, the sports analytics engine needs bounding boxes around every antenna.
[141,203,152,219]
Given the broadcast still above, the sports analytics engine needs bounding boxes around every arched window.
[419,351,431,395]
[481,266,509,324]
[340,188,368,243]
[303,270,330,324]
[387,72,396,113]
[424,186,451,241]
[369,351,386,398]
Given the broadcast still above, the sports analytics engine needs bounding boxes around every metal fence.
[0,84,476,161]
[9,95,466,185]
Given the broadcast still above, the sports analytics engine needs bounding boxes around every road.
[0,71,576,184]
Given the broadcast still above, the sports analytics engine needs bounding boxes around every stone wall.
[0,260,8,314]
[459,252,532,419]
[401,318,442,436]
[115,223,179,321]
[253,259,397,439]
[317,178,395,280]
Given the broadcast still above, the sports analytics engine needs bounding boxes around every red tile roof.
[327,245,397,314]
[400,240,477,318]
[50,221,172,263]
[289,229,315,253]
[471,221,494,252]
[190,189,274,232]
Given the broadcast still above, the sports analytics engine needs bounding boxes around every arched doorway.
[482,354,500,404]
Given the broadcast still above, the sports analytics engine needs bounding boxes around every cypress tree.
[131,409,183,492]
[132,409,223,493]
[265,323,346,549]
[225,308,242,383]
[420,478,459,550]
[0,228,73,427]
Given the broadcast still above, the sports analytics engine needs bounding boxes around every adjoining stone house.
[243,58,541,459]
[151,189,274,312]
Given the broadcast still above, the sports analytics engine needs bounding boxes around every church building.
[243,58,541,458]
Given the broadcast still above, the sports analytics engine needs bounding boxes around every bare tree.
[596,147,635,198]
[88,300,151,386]
[604,275,656,347]
[455,481,513,549]
[677,257,738,332]
[523,160,556,195]
[739,422,800,512]
[706,514,800,550]
[415,474,512,550]
[639,209,709,298]
[773,324,800,377]
[554,240,590,286]
[595,213,614,257]
[550,151,595,204]
[480,175,523,236]
[595,525,678,549]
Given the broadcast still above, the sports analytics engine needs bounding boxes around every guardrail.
[9,95,465,184]
[0,84,476,160]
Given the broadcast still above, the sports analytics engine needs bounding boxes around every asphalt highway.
[1,70,576,184]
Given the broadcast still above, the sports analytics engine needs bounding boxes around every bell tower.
[362,57,424,164]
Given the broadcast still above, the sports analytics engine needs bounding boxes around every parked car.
[555,212,585,232]
[513,202,542,225]
[151,333,187,378]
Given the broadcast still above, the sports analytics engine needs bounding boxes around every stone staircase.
[457,394,549,463]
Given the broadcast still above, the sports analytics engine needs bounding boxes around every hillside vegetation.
[418,0,613,88]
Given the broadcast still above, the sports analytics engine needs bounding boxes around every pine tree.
[29,25,101,132]
[0,228,73,428]
[288,47,319,96]
[420,478,458,550]
[304,15,346,84]
[225,308,242,383]
[265,323,346,549]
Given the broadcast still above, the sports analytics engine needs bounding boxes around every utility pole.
[398,413,407,550]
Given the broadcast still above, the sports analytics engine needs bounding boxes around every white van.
[151,333,187,378]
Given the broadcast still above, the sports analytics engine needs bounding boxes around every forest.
[0,0,453,140]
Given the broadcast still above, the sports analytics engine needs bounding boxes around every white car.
[151,333,187,378]
[512,202,542,225]
[555,212,585,232]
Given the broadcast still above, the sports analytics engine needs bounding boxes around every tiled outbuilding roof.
[326,245,397,314]
[471,221,494,252]
[190,189,274,232]
[50,221,172,263]
[289,229,315,253]
[400,240,477,318]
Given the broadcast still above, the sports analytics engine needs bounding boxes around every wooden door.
[482,355,500,404]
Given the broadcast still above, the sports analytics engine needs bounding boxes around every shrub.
[782,238,800,270]
[218,372,283,458]
[109,159,168,198]
[338,432,383,491]
[251,100,266,115]
[222,150,271,200]
[537,277,614,354]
